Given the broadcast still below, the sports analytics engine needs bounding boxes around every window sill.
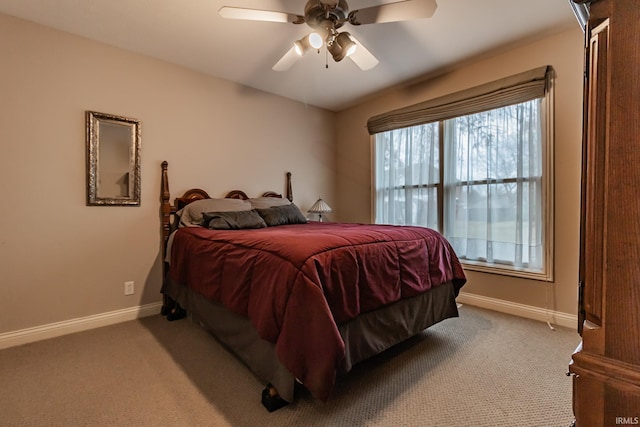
[460,259,553,282]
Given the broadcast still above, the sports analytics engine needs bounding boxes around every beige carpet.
[0,305,580,427]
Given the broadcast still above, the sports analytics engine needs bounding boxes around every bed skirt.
[161,277,459,402]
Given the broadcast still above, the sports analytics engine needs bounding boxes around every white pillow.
[178,198,252,227]
[248,197,291,209]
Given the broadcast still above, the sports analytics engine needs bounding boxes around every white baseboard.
[456,291,578,330]
[0,302,163,350]
[0,295,577,350]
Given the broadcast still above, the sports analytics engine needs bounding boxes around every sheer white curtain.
[375,123,439,230]
[371,66,552,278]
[375,99,544,271]
[444,99,543,270]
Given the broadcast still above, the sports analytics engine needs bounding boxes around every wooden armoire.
[569,0,640,425]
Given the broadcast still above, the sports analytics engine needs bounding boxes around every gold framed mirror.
[86,111,141,206]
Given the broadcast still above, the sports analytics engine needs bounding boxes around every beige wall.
[335,28,585,316]
[0,13,336,334]
[0,10,584,337]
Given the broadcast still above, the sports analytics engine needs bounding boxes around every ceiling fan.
[219,0,438,71]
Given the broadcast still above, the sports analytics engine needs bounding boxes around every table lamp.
[308,198,332,222]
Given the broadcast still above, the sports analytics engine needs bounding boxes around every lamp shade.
[328,32,357,62]
[294,36,311,56]
[308,198,332,213]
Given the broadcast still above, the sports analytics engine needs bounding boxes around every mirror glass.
[86,111,141,206]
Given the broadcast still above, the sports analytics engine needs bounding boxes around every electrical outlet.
[124,281,134,295]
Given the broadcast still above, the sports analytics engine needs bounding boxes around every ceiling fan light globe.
[345,42,357,57]
[327,42,345,62]
[294,35,314,56]
[294,39,307,56]
[333,32,357,59]
[308,32,324,49]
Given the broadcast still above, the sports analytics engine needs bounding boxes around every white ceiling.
[0,0,578,111]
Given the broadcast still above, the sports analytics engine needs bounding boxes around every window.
[369,67,554,281]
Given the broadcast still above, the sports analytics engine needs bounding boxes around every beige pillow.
[178,198,252,227]
[248,197,291,209]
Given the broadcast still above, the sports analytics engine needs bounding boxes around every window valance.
[366,65,552,135]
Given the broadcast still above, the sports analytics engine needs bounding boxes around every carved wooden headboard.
[160,160,293,266]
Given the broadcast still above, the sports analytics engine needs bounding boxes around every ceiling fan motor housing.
[304,0,349,30]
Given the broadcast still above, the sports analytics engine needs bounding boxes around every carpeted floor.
[0,305,580,427]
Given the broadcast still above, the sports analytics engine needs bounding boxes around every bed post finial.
[161,161,170,203]
[286,172,292,202]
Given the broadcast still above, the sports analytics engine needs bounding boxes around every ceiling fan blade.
[349,0,437,25]
[272,46,302,71]
[348,37,379,71]
[219,6,304,24]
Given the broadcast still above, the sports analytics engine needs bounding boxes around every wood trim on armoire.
[570,0,640,425]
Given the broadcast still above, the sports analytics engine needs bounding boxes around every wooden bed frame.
[160,160,292,319]
[158,160,461,410]
[160,161,300,409]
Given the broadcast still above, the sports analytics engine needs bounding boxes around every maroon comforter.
[169,222,466,401]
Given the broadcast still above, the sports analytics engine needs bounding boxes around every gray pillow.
[203,210,267,230]
[177,198,252,227]
[255,204,308,226]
